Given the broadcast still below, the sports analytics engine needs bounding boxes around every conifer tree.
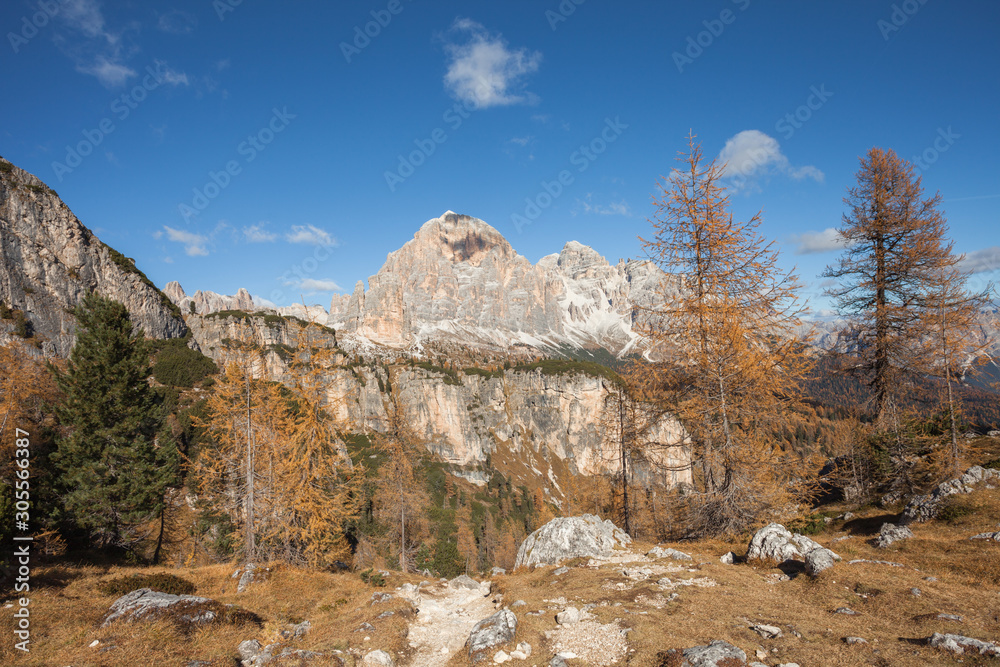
[50,293,178,552]
[822,147,980,432]
[639,133,813,535]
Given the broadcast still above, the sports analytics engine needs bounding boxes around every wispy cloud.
[162,226,209,256]
[299,279,342,292]
[77,56,135,87]
[961,246,1000,274]
[576,195,631,217]
[718,130,824,192]
[157,9,197,35]
[285,225,337,247]
[789,227,848,254]
[444,19,541,109]
[242,223,277,243]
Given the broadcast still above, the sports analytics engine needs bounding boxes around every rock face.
[185,312,691,489]
[515,514,631,568]
[0,156,187,356]
[746,524,827,563]
[901,466,1000,524]
[466,609,517,663]
[327,212,668,356]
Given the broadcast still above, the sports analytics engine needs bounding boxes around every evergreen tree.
[50,293,178,553]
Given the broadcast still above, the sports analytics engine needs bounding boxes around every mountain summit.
[328,211,664,355]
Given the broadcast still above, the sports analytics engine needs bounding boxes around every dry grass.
[4,454,1000,665]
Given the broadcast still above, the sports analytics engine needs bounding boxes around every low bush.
[98,573,197,597]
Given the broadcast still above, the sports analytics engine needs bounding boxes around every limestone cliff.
[187,312,690,492]
[0,156,186,355]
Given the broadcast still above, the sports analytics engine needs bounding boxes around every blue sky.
[2,0,998,313]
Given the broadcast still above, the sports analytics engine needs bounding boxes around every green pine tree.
[50,292,178,554]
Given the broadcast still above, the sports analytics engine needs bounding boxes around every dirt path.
[397,577,496,667]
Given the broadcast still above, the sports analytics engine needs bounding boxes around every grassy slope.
[4,456,1000,665]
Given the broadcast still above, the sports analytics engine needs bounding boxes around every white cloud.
[718,130,824,192]
[285,225,337,247]
[298,279,342,292]
[790,227,848,255]
[60,0,112,41]
[960,246,1000,274]
[242,223,277,243]
[444,19,541,109]
[509,136,533,146]
[77,56,136,87]
[577,195,631,217]
[162,226,209,256]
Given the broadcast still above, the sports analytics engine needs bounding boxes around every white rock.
[494,650,511,663]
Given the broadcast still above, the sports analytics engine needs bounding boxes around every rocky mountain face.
[186,312,690,491]
[327,212,668,356]
[0,156,186,356]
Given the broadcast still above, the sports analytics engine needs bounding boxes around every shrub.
[359,568,386,587]
[153,339,218,387]
[98,573,197,597]
[938,497,976,523]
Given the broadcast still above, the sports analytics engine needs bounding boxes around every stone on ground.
[514,514,630,568]
[746,523,827,563]
[467,609,517,663]
[805,547,841,576]
[873,522,913,548]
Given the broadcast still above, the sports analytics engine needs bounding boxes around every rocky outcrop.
[101,588,260,629]
[901,465,1000,524]
[327,212,668,356]
[658,640,749,667]
[165,281,256,316]
[514,515,631,568]
[927,632,1000,657]
[0,156,187,355]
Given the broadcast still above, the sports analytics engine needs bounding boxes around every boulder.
[927,632,1000,657]
[873,522,913,548]
[514,514,631,568]
[101,588,258,629]
[555,607,580,625]
[970,531,1000,541]
[751,624,782,639]
[746,523,826,563]
[804,547,841,576]
[648,546,693,561]
[467,609,517,663]
[660,639,748,666]
[720,551,736,565]
[361,650,396,667]
[449,574,482,590]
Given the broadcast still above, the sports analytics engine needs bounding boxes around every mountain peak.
[411,211,513,264]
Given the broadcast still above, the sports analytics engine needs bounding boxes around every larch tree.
[822,147,973,433]
[194,322,283,562]
[271,326,361,567]
[372,390,429,572]
[638,132,813,535]
[918,265,991,475]
[50,293,179,553]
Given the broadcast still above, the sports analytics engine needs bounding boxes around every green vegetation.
[410,360,462,386]
[0,161,13,173]
[50,293,180,556]
[463,366,503,379]
[358,568,386,587]
[152,338,218,388]
[511,358,623,385]
[98,573,197,597]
